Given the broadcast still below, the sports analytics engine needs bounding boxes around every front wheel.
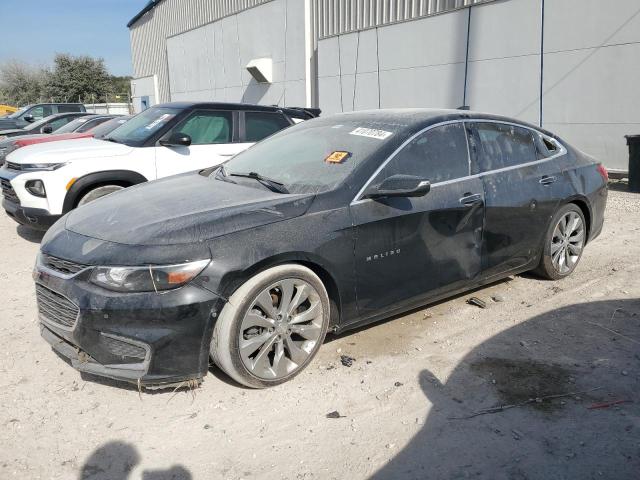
[210,264,330,388]
[534,204,586,280]
[77,185,125,207]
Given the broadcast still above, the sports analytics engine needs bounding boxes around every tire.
[210,264,330,388]
[534,203,587,280]
[77,185,125,207]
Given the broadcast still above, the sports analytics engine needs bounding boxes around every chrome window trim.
[350,119,567,206]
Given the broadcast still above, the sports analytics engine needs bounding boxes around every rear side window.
[173,110,232,145]
[471,122,537,173]
[376,123,470,184]
[245,112,290,142]
[533,133,559,159]
[57,104,82,113]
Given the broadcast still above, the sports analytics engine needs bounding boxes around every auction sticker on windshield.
[349,127,393,140]
[145,114,174,130]
[325,151,351,164]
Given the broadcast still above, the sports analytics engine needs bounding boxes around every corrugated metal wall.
[130,0,273,102]
[314,0,497,38]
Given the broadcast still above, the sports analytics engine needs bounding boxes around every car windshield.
[7,106,30,119]
[54,117,90,134]
[90,117,130,139]
[106,107,180,146]
[221,119,401,194]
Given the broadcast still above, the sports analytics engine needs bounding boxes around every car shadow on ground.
[16,225,45,244]
[79,441,191,480]
[369,298,640,480]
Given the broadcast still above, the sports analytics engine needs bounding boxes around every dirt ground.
[1,184,639,480]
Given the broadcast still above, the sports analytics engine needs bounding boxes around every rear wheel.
[210,264,330,388]
[77,185,125,206]
[535,203,586,280]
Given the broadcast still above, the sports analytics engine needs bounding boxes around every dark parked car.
[0,115,120,164]
[0,112,90,140]
[34,109,607,389]
[0,103,86,130]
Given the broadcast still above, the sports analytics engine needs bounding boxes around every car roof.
[314,108,548,136]
[155,101,312,115]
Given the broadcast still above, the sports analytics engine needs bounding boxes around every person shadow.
[370,298,640,480]
[80,441,191,480]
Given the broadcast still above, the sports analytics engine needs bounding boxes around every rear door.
[350,122,485,316]
[154,109,242,178]
[468,122,562,278]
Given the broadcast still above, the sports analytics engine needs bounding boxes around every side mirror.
[159,132,191,147]
[364,174,431,199]
[42,125,53,134]
[23,114,35,123]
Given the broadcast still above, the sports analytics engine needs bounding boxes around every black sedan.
[34,109,607,389]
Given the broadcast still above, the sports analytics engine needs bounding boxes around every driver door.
[154,109,244,178]
[349,122,485,317]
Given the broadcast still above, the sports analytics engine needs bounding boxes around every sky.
[0,0,149,76]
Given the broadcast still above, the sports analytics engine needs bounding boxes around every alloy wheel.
[550,211,585,274]
[239,278,324,380]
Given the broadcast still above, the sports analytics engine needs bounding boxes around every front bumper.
[35,260,224,387]
[3,198,60,230]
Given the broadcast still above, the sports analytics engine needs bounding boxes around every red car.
[0,115,130,165]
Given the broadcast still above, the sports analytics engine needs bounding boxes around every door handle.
[539,175,557,185]
[459,193,483,206]
[219,153,235,157]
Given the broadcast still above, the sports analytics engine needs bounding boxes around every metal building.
[128,0,640,173]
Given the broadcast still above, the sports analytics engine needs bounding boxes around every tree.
[43,54,112,103]
[0,60,47,106]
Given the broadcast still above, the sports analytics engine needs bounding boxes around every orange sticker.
[325,151,351,164]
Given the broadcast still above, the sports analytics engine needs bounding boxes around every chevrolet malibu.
[34,109,608,389]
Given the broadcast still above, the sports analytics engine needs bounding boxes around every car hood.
[65,172,316,246]
[0,120,19,130]
[0,128,25,136]
[6,137,134,164]
[15,132,91,147]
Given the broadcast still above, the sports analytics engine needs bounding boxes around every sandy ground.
[1,184,639,480]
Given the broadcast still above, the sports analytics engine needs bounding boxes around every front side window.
[471,123,537,173]
[245,112,290,142]
[47,116,74,132]
[28,105,52,120]
[373,123,470,185]
[172,111,232,145]
[106,107,181,147]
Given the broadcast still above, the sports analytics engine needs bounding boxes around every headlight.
[90,259,210,292]
[25,179,46,197]
[18,163,67,171]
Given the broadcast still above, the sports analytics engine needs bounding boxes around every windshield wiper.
[229,171,289,194]
[103,137,120,144]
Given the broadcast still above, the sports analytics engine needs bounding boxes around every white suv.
[0,102,319,230]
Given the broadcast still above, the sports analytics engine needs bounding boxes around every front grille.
[1,178,19,204]
[41,254,89,275]
[99,334,147,360]
[5,161,21,171]
[36,284,79,328]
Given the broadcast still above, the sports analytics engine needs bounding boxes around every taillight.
[596,163,608,182]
